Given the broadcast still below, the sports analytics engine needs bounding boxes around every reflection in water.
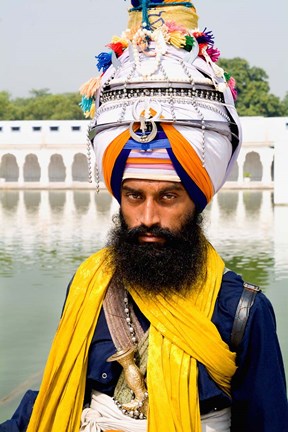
[0,191,19,212]
[49,191,66,213]
[23,191,41,214]
[217,191,238,215]
[243,191,262,215]
[73,191,90,214]
[0,189,287,422]
[224,254,273,288]
[95,190,113,214]
[210,191,271,287]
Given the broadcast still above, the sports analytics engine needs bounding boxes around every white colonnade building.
[0,117,287,203]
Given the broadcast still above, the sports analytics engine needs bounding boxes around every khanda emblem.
[129,99,162,147]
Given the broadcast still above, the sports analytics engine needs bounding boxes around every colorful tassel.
[79,96,93,117]
[206,46,220,62]
[169,31,186,49]
[165,20,187,34]
[224,72,232,81]
[183,35,195,52]
[228,78,238,101]
[79,76,102,98]
[224,72,238,101]
[95,52,112,73]
[107,42,125,57]
[88,103,96,118]
[111,35,129,48]
[194,28,214,46]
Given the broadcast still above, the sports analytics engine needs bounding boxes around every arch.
[24,154,41,182]
[48,154,66,182]
[0,154,19,181]
[72,153,89,182]
[243,152,263,181]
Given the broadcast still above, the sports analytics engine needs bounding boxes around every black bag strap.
[231,281,261,350]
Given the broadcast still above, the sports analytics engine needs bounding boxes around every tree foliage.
[0,58,287,120]
[0,90,83,120]
[218,58,287,116]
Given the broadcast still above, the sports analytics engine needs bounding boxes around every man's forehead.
[121,178,185,192]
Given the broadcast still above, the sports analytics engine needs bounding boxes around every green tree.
[281,92,288,116]
[218,58,284,117]
[0,89,84,120]
[29,88,51,98]
[6,91,83,120]
[0,91,14,119]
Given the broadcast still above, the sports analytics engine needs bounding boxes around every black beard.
[106,210,208,297]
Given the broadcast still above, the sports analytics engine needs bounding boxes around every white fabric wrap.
[79,391,146,432]
[93,43,242,195]
[94,125,231,195]
[80,391,231,432]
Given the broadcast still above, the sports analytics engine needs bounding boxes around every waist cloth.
[80,390,231,432]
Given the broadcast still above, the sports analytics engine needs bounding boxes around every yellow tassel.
[79,76,101,98]
[169,31,186,49]
[111,35,129,48]
[88,103,96,119]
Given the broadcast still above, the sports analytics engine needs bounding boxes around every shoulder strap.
[231,281,261,350]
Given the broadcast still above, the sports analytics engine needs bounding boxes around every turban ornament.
[80,0,242,211]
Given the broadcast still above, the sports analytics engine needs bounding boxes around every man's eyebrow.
[160,184,184,192]
[121,185,143,194]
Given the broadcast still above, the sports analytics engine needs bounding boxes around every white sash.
[80,390,231,432]
[80,391,146,432]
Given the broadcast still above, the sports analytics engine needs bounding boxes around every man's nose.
[140,200,161,228]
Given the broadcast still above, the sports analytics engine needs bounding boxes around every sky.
[0,0,287,100]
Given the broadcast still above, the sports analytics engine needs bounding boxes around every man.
[1,0,288,431]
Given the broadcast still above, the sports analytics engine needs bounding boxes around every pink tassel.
[227,77,238,101]
[206,47,220,62]
[228,76,236,89]
[165,20,187,34]
[79,76,101,98]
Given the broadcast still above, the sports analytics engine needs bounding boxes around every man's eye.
[161,194,176,201]
[127,193,141,200]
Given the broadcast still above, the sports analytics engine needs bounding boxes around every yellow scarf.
[129,246,236,431]
[27,246,236,432]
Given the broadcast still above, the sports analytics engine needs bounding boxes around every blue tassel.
[95,52,112,73]
[79,96,93,113]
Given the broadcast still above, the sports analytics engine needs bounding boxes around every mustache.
[124,224,179,244]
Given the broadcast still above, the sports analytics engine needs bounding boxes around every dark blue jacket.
[1,270,288,431]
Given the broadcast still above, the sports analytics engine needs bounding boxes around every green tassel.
[183,35,195,52]
[224,72,231,81]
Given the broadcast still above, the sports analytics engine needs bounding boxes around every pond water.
[0,189,287,421]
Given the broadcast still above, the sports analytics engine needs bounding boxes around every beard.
[106,209,208,297]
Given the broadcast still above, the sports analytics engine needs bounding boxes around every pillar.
[38,152,50,185]
[274,139,288,205]
[17,152,26,185]
[62,153,74,185]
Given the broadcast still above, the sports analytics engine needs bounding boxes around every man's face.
[107,179,207,295]
[121,179,196,243]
